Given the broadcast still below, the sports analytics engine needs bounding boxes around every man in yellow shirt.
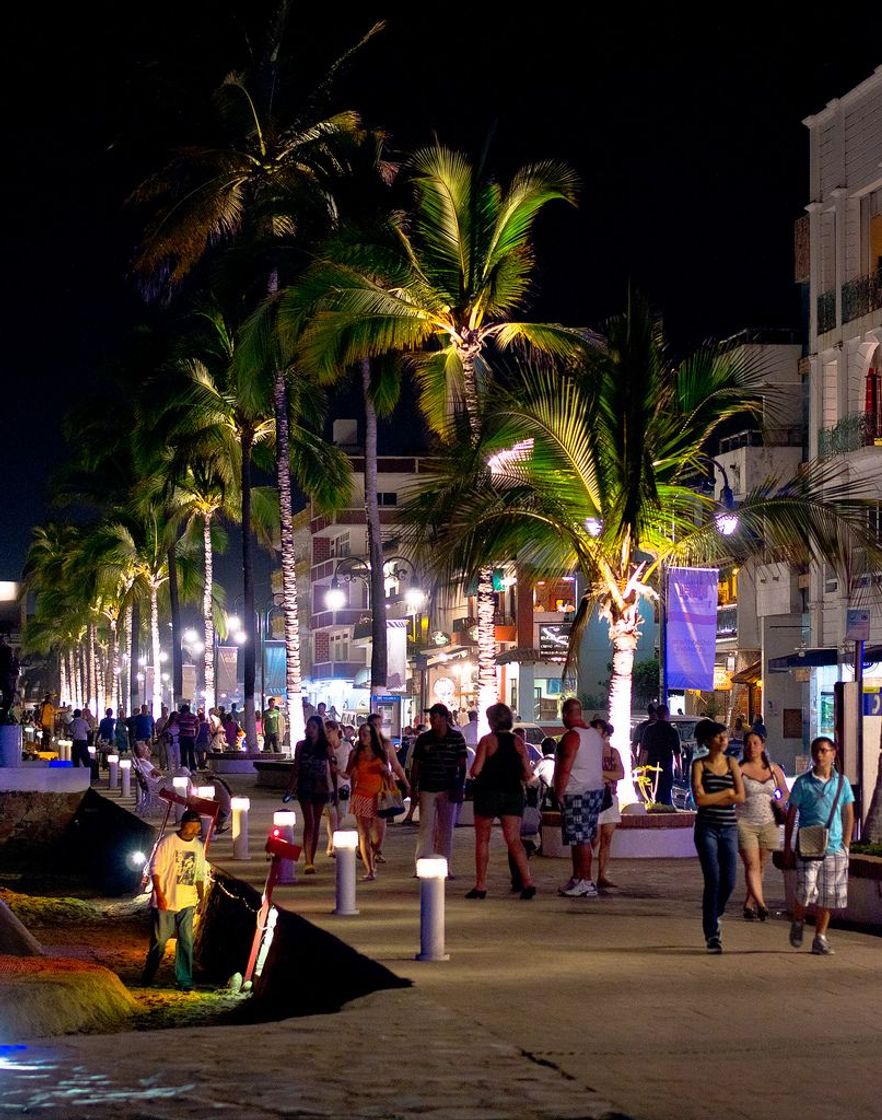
[37,693,55,750]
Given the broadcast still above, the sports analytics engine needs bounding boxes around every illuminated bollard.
[196,784,215,840]
[173,776,189,822]
[57,739,71,762]
[332,830,359,916]
[120,758,132,800]
[416,857,449,962]
[273,811,297,884]
[231,797,251,860]
[88,746,98,781]
[107,754,120,790]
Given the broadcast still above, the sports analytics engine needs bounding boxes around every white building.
[800,64,882,742]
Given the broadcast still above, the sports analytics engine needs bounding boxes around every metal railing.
[817,289,836,334]
[718,427,803,453]
[842,268,882,324]
[818,410,882,456]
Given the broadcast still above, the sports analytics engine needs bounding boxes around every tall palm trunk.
[202,513,216,712]
[109,617,120,711]
[74,649,84,710]
[241,428,258,751]
[168,545,182,705]
[129,602,139,714]
[95,646,106,715]
[273,370,305,748]
[59,654,68,709]
[87,624,97,712]
[150,583,162,715]
[362,359,387,695]
[606,602,641,807]
[460,345,496,732]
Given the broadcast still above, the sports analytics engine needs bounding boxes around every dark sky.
[3,4,881,575]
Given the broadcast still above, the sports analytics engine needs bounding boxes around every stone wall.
[0,790,86,863]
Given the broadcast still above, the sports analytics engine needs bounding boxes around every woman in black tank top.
[466,702,535,900]
[691,720,745,953]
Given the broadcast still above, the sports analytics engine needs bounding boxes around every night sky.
[4,4,881,575]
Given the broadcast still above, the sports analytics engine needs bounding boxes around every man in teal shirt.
[784,736,854,956]
[262,697,281,753]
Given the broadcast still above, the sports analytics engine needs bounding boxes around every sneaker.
[558,877,578,896]
[562,879,598,898]
[706,936,723,954]
[812,934,834,956]
[789,919,804,948]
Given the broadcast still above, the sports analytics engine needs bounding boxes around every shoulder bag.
[797,771,844,860]
[377,772,405,819]
[767,763,787,826]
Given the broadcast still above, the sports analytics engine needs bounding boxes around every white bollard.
[120,759,132,799]
[231,797,251,860]
[172,776,190,822]
[107,754,120,790]
[332,830,360,915]
[57,739,71,762]
[416,857,449,961]
[273,810,297,884]
[196,784,215,840]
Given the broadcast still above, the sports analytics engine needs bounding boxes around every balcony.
[842,268,882,325]
[818,411,882,457]
[817,289,836,335]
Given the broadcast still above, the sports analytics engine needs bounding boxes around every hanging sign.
[666,567,719,691]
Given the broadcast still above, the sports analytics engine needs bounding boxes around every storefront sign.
[539,623,571,662]
[666,567,719,691]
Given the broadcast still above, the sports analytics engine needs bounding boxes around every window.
[330,532,350,558]
[824,565,838,594]
[329,631,350,661]
[377,492,398,506]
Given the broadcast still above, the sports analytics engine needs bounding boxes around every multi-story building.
[798,65,882,742]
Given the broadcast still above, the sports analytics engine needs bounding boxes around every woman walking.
[738,730,788,920]
[285,715,337,874]
[346,722,408,880]
[323,720,353,857]
[691,719,745,952]
[591,719,626,889]
[466,702,536,900]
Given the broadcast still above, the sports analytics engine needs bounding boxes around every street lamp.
[712,460,738,536]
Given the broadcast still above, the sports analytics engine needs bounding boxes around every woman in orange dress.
[346,722,408,880]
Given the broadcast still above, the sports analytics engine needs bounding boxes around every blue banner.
[264,643,286,699]
[666,567,719,691]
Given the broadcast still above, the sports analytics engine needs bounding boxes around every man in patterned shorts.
[784,736,854,956]
[553,697,606,898]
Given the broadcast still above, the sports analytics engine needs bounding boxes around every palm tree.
[130,13,381,744]
[285,145,582,725]
[400,297,882,800]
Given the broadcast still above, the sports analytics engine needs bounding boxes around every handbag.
[377,777,405,819]
[600,784,614,812]
[767,763,787,826]
[797,771,844,860]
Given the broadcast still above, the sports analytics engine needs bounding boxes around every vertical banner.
[666,567,719,691]
[181,665,197,705]
[216,646,238,699]
[386,619,408,689]
[264,642,286,698]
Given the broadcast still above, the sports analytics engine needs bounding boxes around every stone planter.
[772,852,882,927]
[0,724,23,768]
[540,808,697,858]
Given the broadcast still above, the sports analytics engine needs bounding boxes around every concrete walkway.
[5,775,882,1120]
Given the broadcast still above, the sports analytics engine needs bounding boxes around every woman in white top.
[323,720,352,856]
[737,730,788,921]
[591,720,626,889]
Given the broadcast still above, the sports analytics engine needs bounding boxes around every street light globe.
[325,586,347,611]
[233,630,248,645]
[159,651,169,663]
[161,673,170,682]
[226,615,241,632]
[182,627,199,644]
[715,513,739,536]
[191,640,205,654]
[405,586,427,610]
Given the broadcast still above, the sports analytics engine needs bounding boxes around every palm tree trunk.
[460,345,496,732]
[273,370,305,748]
[95,643,105,714]
[88,624,98,712]
[168,545,182,706]
[59,653,68,710]
[608,606,641,807]
[202,513,216,712]
[150,584,162,715]
[362,359,387,695]
[74,649,84,711]
[128,601,139,714]
[109,618,119,712]
[241,429,258,751]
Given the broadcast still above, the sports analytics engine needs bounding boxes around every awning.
[767,645,882,672]
[730,660,762,685]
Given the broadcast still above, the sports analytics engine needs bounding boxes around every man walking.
[141,808,206,991]
[640,704,681,806]
[133,704,155,751]
[262,697,281,752]
[411,703,467,876]
[784,736,854,956]
[177,703,199,772]
[37,693,55,751]
[553,697,606,897]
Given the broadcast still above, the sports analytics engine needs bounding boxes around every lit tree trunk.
[109,616,119,712]
[95,642,105,715]
[87,624,97,712]
[168,545,182,706]
[129,601,139,714]
[607,604,641,807]
[202,513,216,712]
[241,429,258,751]
[362,358,387,694]
[273,368,305,748]
[150,583,162,715]
[461,342,497,733]
[74,648,84,710]
[59,653,68,709]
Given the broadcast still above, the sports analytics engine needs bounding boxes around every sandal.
[304,863,317,875]
[742,906,757,921]
[362,871,376,881]
[464,888,487,899]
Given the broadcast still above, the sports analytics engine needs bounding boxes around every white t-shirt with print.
[149,832,206,912]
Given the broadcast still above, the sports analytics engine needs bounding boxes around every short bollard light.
[107,754,120,790]
[56,739,71,762]
[196,784,216,840]
[273,811,297,884]
[172,776,189,822]
[119,758,132,799]
[416,857,449,962]
[332,830,359,916]
[87,746,98,780]
[231,797,251,860]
